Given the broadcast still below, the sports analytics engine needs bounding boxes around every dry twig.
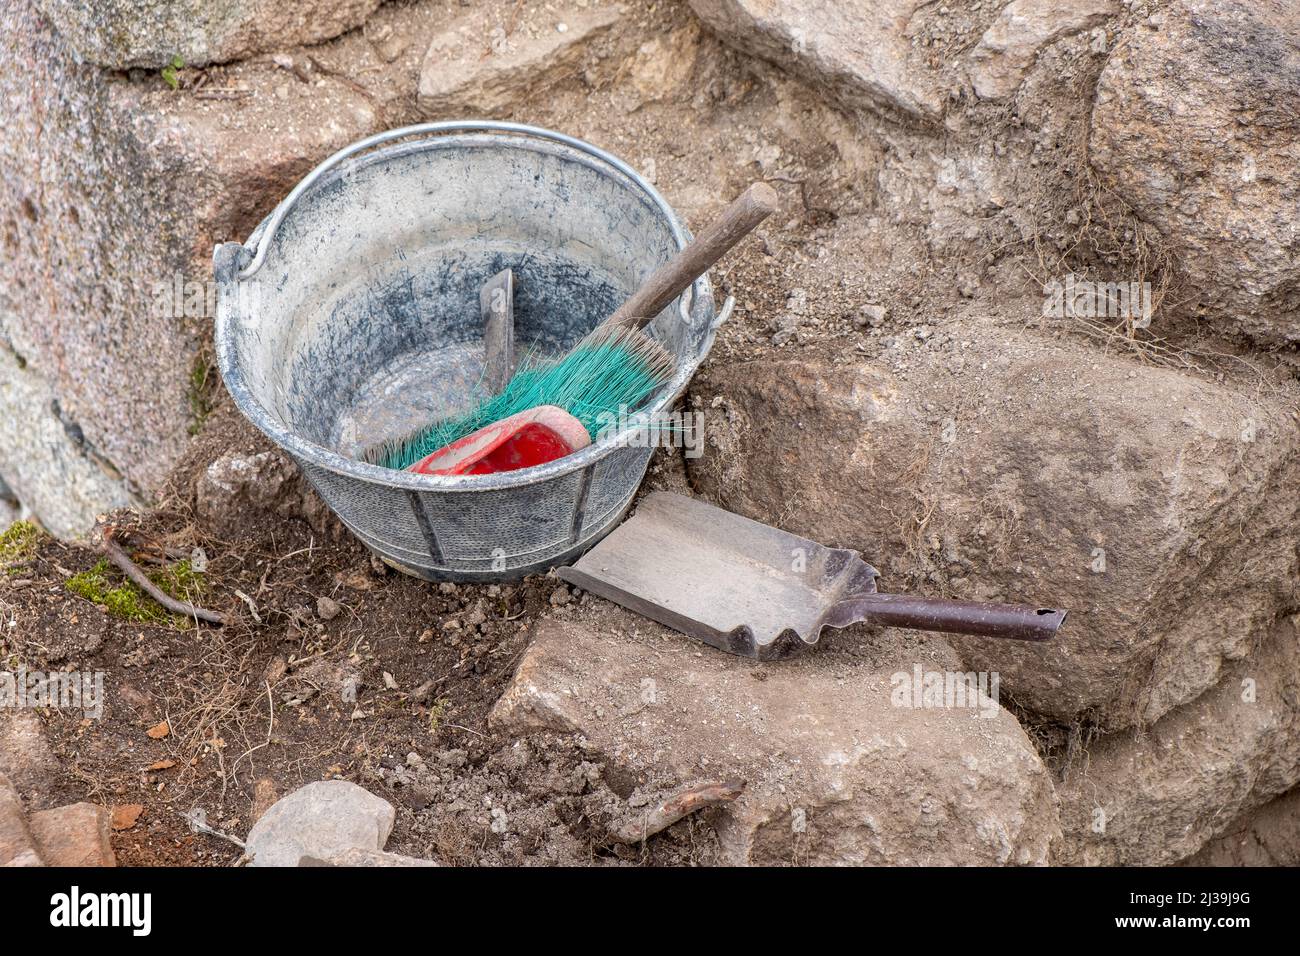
[609,779,746,844]
[101,528,226,625]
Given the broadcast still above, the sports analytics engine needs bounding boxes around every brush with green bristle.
[368,182,779,472]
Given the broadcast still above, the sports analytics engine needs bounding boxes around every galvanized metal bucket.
[214,121,730,580]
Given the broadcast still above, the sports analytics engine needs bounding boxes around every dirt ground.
[3,400,735,866]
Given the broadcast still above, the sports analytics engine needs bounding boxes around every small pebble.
[490,806,509,833]
[856,303,887,327]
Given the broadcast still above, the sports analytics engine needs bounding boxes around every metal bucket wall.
[214,122,726,580]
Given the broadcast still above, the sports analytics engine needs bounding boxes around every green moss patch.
[66,557,206,628]
[0,520,41,573]
[187,355,216,436]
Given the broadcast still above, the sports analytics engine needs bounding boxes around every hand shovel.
[559,492,1066,660]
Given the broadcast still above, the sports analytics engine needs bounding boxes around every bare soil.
[2,402,722,865]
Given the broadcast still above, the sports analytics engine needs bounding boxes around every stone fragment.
[196,451,301,532]
[110,804,144,830]
[249,778,279,827]
[967,0,1117,100]
[627,22,701,104]
[687,0,944,123]
[0,774,42,867]
[245,780,396,867]
[29,803,117,867]
[418,3,623,115]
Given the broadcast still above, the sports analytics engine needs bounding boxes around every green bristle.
[370,329,675,471]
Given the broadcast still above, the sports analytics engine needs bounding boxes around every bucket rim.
[215,120,724,493]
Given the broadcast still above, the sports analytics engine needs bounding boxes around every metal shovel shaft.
[828,592,1066,642]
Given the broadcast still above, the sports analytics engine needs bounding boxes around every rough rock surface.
[418,2,624,116]
[1182,786,1300,866]
[0,774,43,867]
[245,780,396,867]
[196,448,343,540]
[1089,0,1300,344]
[968,0,1117,99]
[196,451,300,530]
[621,21,702,108]
[0,0,379,536]
[687,322,1300,730]
[0,711,56,801]
[300,847,438,866]
[687,0,944,123]
[34,0,383,68]
[1056,617,1300,865]
[0,345,133,539]
[28,803,117,867]
[492,613,1060,865]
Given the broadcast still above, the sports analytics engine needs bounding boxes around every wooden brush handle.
[604,182,779,331]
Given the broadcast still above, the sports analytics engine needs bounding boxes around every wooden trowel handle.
[833,593,1067,642]
[604,182,779,331]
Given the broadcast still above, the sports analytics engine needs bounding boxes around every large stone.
[0,710,56,801]
[196,450,301,532]
[687,0,944,124]
[0,774,42,867]
[0,0,379,537]
[33,0,383,69]
[418,2,624,116]
[1056,617,1300,865]
[687,323,1300,730]
[1182,786,1300,867]
[28,803,116,867]
[625,21,702,106]
[967,0,1117,100]
[0,345,134,539]
[245,780,396,867]
[492,613,1060,865]
[1089,0,1300,345]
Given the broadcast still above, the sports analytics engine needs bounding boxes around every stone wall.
[1,0,384,536]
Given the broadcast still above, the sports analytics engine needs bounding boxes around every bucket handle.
[235,120,688,281]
